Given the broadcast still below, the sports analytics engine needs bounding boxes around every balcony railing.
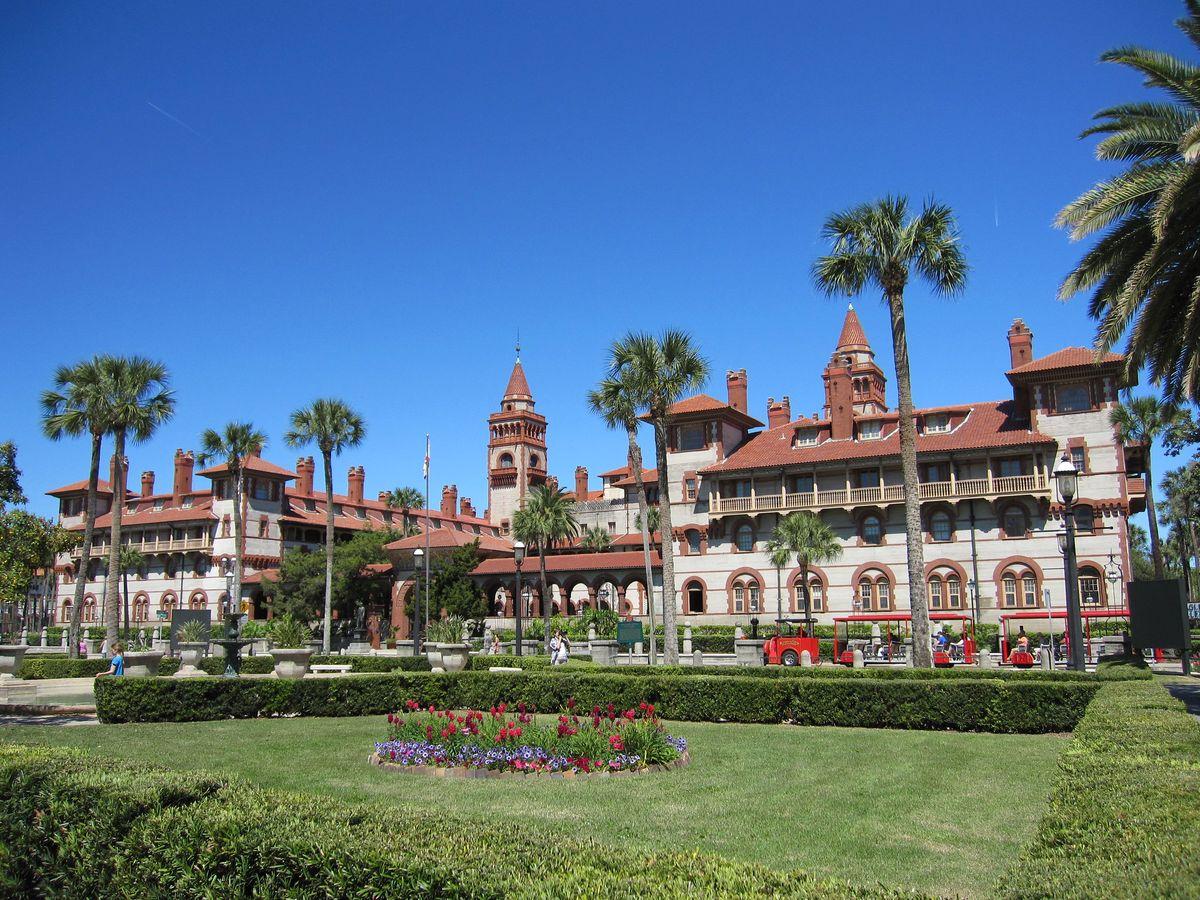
[79,536,212,557]
[711,474,1047,515]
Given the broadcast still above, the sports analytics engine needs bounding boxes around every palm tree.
[512,483,578,652]
[384,486,424,510]
[198,423,267,631]
[117,546,145,635]
[633,506,661,534]
[98,357,174,643]
[610,331,709,665]
[588,373,660,662]
[1112,394,1186,578]
[813,196,968,667]
[1057,2,1200,405]
[41,356,116,659]
[580,526,613,552]
[285,399,366,653]
[768,512,843,624]
[1161,462,1200,592]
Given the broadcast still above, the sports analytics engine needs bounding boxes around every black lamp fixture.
[513,540,526,657]
[1053,452,1086,671]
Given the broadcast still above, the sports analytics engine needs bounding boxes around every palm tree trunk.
[627,423,657,665]
[652,419,679,665]
[887,290,932,668]
[122,571,130,639]
[69,431,103,659]
[232,467,245,625]
[1145,458,1165,579]
[104,429,126,644]
[323,451,335,653]
[540,542,550,654]
[801,561,811,620]
[775,564,783,626]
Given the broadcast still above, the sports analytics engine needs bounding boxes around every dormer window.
[153,499,164,511]
[925,414,950,434]
[858,420,882,440]
[181,496,193,509]
[305,499,316,512]
[678,422,706,451]
[794,428,818,447]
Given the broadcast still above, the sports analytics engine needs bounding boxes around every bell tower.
[486,350,547,532]
[823,305,888,439]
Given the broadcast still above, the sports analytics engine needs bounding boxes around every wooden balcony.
[80,536,212,557]
[710,474,1049,516]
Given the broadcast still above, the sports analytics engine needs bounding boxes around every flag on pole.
[422,435,430,479]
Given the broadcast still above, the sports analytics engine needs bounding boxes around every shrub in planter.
[173,621,208,677]
[269,617,314,680]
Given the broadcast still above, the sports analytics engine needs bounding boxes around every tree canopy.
[266,528,399,622]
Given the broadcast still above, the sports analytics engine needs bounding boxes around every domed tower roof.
[503,360,533,403]
[835,304,871,353]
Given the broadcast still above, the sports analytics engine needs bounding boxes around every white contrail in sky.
[146,101,203,138]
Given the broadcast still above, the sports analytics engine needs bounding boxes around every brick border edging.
[368,748,690,779]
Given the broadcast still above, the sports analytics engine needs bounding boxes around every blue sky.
[0,1,1188,519]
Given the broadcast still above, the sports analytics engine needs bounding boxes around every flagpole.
[424,434,431,636]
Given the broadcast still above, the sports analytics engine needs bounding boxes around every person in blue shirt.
[95,641,124,678]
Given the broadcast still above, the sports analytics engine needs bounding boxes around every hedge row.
[997,678,1200,897]
[467,654,593,671]
[0,745,892,899]
[578,663,1149,683]
[94,670,1098,733]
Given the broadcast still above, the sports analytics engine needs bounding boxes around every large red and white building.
[46,307,1145,638]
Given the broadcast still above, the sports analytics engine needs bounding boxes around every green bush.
[562,663,1145,683]
[467,654,593,671]
[95,670,1097,733]
[998,679,1200,897]
[309,654,432,673]
[18,657,110,679]
[0,744,889,899]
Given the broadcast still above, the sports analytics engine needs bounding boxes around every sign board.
[1129,579,1192,651]
[168,609,212,653]
[616,620,644,647]
[1188,602,1200,623]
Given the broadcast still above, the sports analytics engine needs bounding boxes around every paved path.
[1166,681,1200,720]
[0,712,97,726]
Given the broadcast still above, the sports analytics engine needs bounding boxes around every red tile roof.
[1006,347,1125,377]
[836,304,870,350]
[503,360,533,400]
[612,468,658,488]
[46,479,119,497]
[662,393,764,428]
[471,548,661,576]
[564,489,606,502]
[702,400,1055,474]
[566,531,661,549]
[78,499,217,529]
[197,456,298,479]
[386,529,513,554]
[599,465,632,479]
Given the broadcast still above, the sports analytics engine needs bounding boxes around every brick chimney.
[172,449,193,503]
[347,466,365,503]
[825,355,855,441]
[140,471,155,497]
[575,465,589,498]
[378,490,390,504]
[108,453,128,497]
[767,396,791,429]
[296,457,315,496]
[460,497,476,518]
[1008,319,1033,370]
[441,484,458,517]
[726,369,748,413]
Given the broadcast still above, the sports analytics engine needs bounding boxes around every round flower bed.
[371,698,688,777]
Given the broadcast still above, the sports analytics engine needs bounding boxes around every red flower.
[567,697,577,710]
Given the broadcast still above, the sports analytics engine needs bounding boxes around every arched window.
[1001,569,1039,608]
[731,577,761,613]
[857,571,891,611]
[1023,574,1038,607]
[133,595,150,621]
[1002,505,1028,538]
[946,575,962,609]
[930,511,952,542]
[498,452,514,468]
[60,598,72,623]
[160,593,177,614]
[861,515,883,545]
[1002,574,1017,607]
[734,523,754,552]
[793,577,824,613]
[1079,566,1102,605]
[189,592,206,610]
[83,597,97,622]
[529,454,540,469]
[928,568,963,610]
[685,581,705,614]
[929,575,943,609]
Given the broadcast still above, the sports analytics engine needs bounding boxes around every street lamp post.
[513,540,526,657]
[1105,552,1124,608]
[968,578,979,625]
[220,555,234,621]
[1054,453,1087,671]
[412,548,424,657]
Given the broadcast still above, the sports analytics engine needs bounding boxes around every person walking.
[555,630,570,666]
[548,629,561,664]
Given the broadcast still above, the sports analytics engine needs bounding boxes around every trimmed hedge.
[18,653,431,679]
[467,654,593,671]
[998,678,1200,897]
[576,663,1149,683]
[310,654,432,673]
[0,745,894,899]
[94,670,1097,733]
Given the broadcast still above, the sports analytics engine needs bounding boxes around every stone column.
[682,620,693,656]
[734,638,765,667]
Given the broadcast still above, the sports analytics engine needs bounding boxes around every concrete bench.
[310,664,352,676]
[488,666,523,673]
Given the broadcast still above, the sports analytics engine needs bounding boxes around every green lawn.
[2,717,1065,897]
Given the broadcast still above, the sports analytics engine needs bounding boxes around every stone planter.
[0,645,27,679]
[439,643,470,672]
[733,638,765,667]
[272,648,314,680]
[425,643,444,671]
[123,650,165,677]
[589,640,619,665]
[174,642,207,677]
